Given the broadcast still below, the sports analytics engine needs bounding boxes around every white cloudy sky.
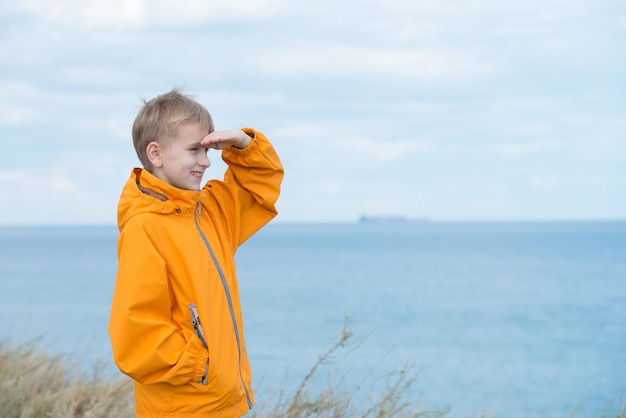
[0,0,624,224]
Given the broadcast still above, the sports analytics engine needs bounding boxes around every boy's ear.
[146,142,163,168]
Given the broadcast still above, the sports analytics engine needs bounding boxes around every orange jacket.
[108,129,283,417]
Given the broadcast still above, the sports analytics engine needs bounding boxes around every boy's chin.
[175,182,202,191]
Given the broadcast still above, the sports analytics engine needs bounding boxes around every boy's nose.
[199,152,211,167]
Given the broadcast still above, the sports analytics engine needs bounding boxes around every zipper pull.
[196,201,203,216]
[189,303,208,349]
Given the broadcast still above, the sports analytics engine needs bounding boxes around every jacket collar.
[117,168,205,231]
[132,168,203,207]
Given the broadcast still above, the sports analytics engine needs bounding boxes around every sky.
[0,0,624,225]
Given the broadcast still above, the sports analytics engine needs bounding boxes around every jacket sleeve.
[206,128,284,247]
[108,216,209,385]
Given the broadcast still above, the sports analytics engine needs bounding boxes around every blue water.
[0,222,624,417]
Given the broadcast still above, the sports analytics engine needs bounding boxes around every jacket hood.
[117,168,203,231]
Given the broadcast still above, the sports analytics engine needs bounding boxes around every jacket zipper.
[193,202,253,409]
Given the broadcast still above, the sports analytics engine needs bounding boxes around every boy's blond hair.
[132,88,214,171]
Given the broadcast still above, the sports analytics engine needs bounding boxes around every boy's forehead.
[172,121,209,141]
[178,121,209,134]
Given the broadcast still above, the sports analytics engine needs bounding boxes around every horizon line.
[0,218,625,228]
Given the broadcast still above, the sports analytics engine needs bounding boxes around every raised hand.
[201,130,252,150]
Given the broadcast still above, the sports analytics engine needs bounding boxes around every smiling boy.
[108,89,283,417]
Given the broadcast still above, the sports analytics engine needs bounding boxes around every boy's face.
[150,122,211,191]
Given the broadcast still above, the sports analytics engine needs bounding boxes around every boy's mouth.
[191,171,203,178]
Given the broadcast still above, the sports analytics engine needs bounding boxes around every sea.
[0,221,624,417]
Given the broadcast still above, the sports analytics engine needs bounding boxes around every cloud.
[529,174,561,190]
[0,82,138,139]
[0,83,46,123]
[334,137,431,162]
[270,123,431,163]
[257,45,494,80]
[494,141,562,158]
[4,0,283,30]
[529,171,613,193]
[0,103,37,125]
[0,168,79,192]
[0,0,624,224]
[0,167,119,224]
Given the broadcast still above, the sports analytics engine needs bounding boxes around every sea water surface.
[0,222,624,417]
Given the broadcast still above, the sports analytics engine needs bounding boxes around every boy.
[109,89,283,417]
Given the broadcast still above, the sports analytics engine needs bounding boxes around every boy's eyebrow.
[192,141,209,149]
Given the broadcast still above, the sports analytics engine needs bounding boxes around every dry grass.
[0,339,134,418]
[249,319,449,418]
[1,323,624,418]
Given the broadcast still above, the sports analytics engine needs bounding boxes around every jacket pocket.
[189,303,209,385]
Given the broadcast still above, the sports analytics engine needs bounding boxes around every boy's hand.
[201,130,252,150]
